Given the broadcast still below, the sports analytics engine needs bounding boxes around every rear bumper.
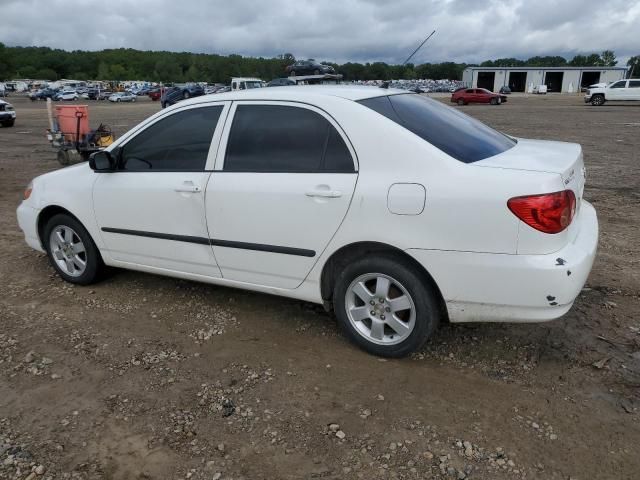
[17,203,44,252]
[407,201,598,323]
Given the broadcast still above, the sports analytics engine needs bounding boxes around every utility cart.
[45,99,114,166]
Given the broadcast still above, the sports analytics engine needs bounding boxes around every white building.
[462,66,628,93]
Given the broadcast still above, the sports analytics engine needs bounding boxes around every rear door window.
[359,94,515,163]
[224,104,354,172]
[628,80,640,88]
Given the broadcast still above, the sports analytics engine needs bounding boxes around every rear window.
[358,94,516,163]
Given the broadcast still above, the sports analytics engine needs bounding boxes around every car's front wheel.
[333,255,440,357]
[2,120,15,127]
[591,94,605,106]
[44,214,104,285]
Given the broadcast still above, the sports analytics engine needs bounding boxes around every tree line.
[0,44,636,83]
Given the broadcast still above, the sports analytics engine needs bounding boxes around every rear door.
[628,79,640,100]
[205,101,358,289]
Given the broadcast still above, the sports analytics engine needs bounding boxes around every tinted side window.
[324,127,353,172]
[628,80,640,88]
[224,105,354,172]
[359,94,515,163]
[610,81,626,89]
[121,106,222,171]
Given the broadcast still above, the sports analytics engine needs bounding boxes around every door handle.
[175,183,202,193]
[305,189,342,198]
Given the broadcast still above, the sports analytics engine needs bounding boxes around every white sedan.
[16,86,598,357]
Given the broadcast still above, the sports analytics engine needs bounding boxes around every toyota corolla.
[16,86,598,357]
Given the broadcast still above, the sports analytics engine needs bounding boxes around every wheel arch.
[37,205,86,250]
[319,241,449,321]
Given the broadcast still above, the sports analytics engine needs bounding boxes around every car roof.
[178,85,403,106]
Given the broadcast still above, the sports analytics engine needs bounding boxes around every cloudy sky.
[2,0,639,64]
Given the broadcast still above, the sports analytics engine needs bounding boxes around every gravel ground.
[0,93,639,480]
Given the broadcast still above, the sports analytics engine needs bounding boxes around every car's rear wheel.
[44,214,104,285]
[183,91,190,99]
[333,255,440,357]
[457,98,465,106]
[591,94,605,106]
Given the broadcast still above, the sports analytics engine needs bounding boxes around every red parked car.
[451,88,507,106]
[148,88,162,101]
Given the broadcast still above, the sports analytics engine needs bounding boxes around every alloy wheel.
[345,273,416,346]
[49,225,87,277]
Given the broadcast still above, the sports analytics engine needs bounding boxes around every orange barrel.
[54,105,90,142]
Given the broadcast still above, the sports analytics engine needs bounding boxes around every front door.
[94,103,228,277]
[205,101,358,289]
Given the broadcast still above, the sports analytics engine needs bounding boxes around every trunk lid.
[473,138,587,253]
[474,138,585,207]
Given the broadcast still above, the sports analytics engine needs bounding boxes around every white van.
[231,78,263,91]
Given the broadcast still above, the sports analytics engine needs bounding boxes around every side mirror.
[89,150,116,172]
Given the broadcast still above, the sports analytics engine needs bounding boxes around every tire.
[183,91,190,99]
[290,70,296,77]
[57,149,70,165]
[2,119,15,127]
[591,94,605,106]
[314,69,320,75]
[333,254,440,357]
[132,98,136,102]
[457,98,465,106]
[44,214,104,285]
[490,97,498,105]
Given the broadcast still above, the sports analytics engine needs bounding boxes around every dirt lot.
[0,93,639,480]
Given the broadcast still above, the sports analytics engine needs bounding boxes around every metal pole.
[402,30,436,66]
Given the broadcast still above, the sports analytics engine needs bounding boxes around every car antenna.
[381,30,436,89]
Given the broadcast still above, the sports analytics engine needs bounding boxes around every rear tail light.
[507,190,576,234]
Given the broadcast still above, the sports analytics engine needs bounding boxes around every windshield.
[358,94,516,163]
[245,81,263,89]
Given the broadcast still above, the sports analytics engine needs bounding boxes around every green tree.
[600,50,617,66]
[97,62,110,80]
[628,56,640,78]
[35,68,57,80]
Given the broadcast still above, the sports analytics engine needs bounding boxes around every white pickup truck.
[584,79,640,105]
